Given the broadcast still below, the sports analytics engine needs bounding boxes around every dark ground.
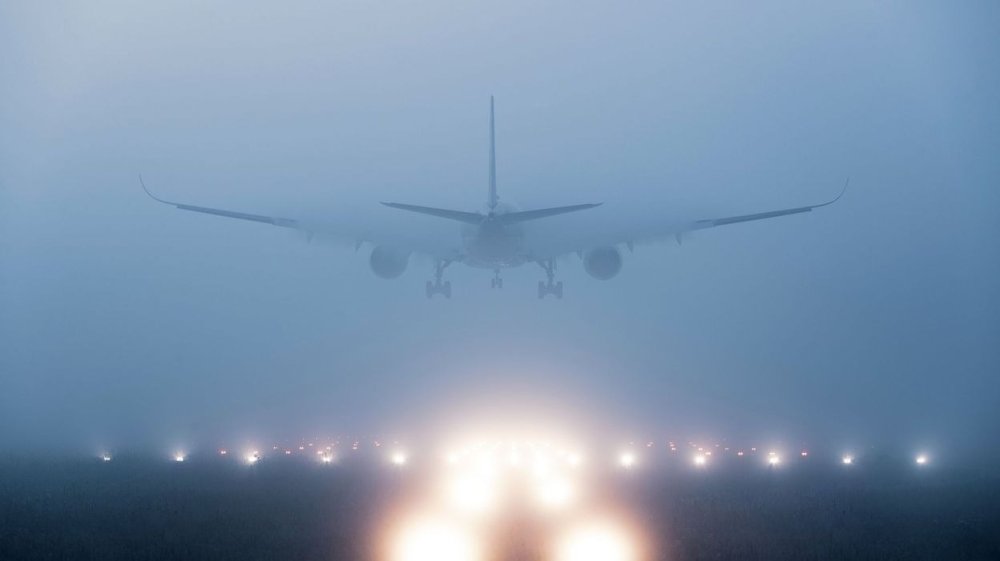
[1,454,998,561]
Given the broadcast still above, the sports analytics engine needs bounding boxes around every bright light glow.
[566,453,583,468]
[447,472,497,513]
[391,451,408,466]
[693,454,707,467]
[842,455,854,465]
[101,454,112,462]
[767,454,781,466]
[393,519,478,561]
[174,453,186,463]
[557,523,634,561]
[321,454,334,464]
[800,451,809,457]
[537,476,575,509]
[915,454,928,465]
[246,451,260,465]
[618,452,636,469]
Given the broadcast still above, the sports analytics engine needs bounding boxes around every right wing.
[140,176,299,228]
[140,176,464,261]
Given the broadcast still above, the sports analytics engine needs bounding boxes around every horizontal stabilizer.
[495,203,602,225]
[380,202,484,224]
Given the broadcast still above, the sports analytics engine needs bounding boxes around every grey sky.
[1,1,998,457]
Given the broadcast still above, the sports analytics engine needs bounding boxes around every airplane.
[141,97,845,299]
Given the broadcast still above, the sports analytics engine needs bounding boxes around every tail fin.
[488,96,498,210]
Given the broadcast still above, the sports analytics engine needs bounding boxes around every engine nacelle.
[369,245,409,279]
[583,246,623,280]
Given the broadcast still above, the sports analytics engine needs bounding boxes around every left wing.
[689,180,846,231]
[519,180,847,260]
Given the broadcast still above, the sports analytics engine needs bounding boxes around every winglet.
[816,177,849,209]
[139,174,173,205]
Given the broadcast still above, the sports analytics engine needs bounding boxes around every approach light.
[915,454,928,465]
[219,449,228,456]
[246,451,260,465]
[842,455,853,465]
[447,473,498,513]
[557,523,634,561]
[321,454,334,464]
[537,476,575,509]
[174,453,186,463]
[693,454,707,467]
[393,519,478,561]
[618,452,636,469]
[101,454,112,462]
[391,451,408,466]
[800,451,809,457]
[767,454,781,466]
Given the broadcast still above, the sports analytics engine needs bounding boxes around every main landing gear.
[537,259,563,299]
[490,269,504,289]
[426,260,452,299]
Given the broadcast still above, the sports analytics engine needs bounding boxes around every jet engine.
[583,246,623,280]
[369,246,410,279]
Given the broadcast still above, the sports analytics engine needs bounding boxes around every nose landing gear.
[426,260,452,299]
[537,259,563,299]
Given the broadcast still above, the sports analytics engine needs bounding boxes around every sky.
[1,1,998,458]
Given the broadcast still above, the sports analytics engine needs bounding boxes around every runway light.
[321,454,334,464]
[174,453,186,463]
[800,451,809,457]
[693,454,707,467]
[219,449,228,456]
[246,451,260,465]
[915,454,928,465]
[767,453,781,466]
[618,452,636,469]
[101,454,112,462]
[391,451,408,466]
[842,455,854,465]
[557,523,634,561]
[393,519,478,561]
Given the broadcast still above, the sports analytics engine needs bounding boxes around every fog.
[1,1,997,458]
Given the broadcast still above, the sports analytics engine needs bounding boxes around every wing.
[519,180,847,260]
[689,180,846,231]
[140,176,463,260]
[140,176,299,227]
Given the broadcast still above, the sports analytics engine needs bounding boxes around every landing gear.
[426,260,452,299]
[490,269,503,289]
[537,259,563,299]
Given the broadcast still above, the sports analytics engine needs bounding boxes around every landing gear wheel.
[536,260,563,299]
[426,260,453,299]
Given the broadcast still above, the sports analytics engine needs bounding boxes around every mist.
[1,1,998,460]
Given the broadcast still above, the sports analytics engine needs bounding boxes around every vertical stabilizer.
[488,96,498,210]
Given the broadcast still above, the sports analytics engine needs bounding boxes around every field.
[1,454,998,561]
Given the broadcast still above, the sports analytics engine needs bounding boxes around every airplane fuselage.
[460,203,527,268]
